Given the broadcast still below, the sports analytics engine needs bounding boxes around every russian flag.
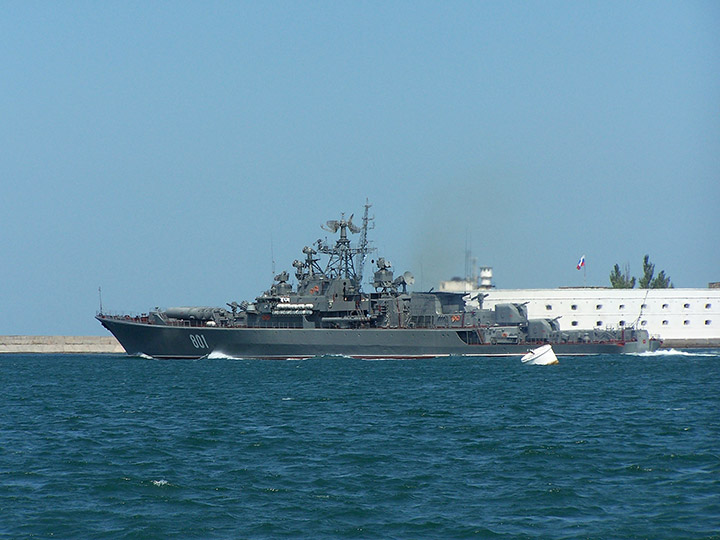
[576,255,586,270]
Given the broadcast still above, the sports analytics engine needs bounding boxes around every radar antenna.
[346,214,362,234]
[355,199,375,286]
[322,220,341,233]
[316,203,376,288]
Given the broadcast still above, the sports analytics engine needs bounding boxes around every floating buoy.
[521,344,559,365]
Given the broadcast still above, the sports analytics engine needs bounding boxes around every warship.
[97,202,661,359]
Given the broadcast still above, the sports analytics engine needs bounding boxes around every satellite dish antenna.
[393,271,415,292]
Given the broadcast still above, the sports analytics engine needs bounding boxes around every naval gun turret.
[270,271,292,296]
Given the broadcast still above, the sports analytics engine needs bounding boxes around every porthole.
[684,303,690,309]
[546,305,552,311]
[662,320,669,326]
[684,320,690,325]
[662,304,669,309]
[596,304,603,310]
[641,320,647,326]
[571,321,578,326]
[641,304,647,309]
[571,304,578,310]
[619,320,625,326]
[705,320,712,325]
[705,303,712,309]
[596,321,603,327]
[619,304,625,310]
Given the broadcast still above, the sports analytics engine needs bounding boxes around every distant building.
[441,271,720,348]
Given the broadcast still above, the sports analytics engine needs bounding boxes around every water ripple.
[1,352,719,538]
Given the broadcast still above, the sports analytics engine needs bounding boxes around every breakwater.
[0,336,125,354]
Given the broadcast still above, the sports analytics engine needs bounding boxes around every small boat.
[521,344,559,365]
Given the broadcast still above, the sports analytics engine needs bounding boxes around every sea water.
[1,351,719,539]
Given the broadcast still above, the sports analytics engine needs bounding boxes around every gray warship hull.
[97,316,659,359]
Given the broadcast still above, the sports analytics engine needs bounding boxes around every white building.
[441,267,720,347]
[473,287,720,348]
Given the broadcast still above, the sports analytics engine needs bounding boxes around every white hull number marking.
[190,334,209,349]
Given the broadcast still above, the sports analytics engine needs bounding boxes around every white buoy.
[521,344,559,365]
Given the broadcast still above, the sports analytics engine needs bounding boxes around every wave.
[206,351,315,361]
[631,348,720,358]
[207,351,242,360]
[128,352,156,360]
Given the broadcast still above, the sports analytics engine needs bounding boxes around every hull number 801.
[189,334,209,349]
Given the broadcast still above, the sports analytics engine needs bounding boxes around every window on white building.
[662,320,669,325]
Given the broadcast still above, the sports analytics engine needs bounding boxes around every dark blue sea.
[2,351,719,539]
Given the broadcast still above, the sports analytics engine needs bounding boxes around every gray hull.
[98,317,659,359]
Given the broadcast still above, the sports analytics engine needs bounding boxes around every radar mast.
[316,201,375,289]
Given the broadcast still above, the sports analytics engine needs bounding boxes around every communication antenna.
[270,234,276,276]
[98,286,103,314]
[465,229,470,282]
[356,199,375,286]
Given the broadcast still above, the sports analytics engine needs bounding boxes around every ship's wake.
[207,351,243,360]
[631,348,720,358]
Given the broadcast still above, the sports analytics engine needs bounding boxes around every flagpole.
[577,255,586,286]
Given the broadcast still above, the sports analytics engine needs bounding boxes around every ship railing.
[97,311,238,328]
[97,311,148,322]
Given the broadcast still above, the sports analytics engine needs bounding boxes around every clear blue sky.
[2,1,718,335]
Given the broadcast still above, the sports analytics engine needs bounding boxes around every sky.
[1,1,718,336]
